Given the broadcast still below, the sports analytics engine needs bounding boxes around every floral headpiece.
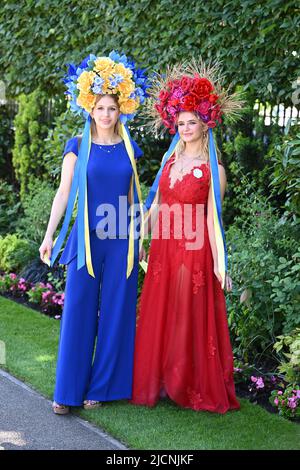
[143,58,245,290]
[146,58,244,134]
[63,50,150,123]
[50,51,149,281]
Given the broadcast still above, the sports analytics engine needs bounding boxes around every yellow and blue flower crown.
[49,52,150,279]
[63,50,150,122]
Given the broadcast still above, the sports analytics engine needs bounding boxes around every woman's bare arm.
[39,152,77,262]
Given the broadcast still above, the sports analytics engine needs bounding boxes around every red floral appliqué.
[151,259,162,281]
[192,268,205,294]
[187,387,203,410]
[208,336,216,359]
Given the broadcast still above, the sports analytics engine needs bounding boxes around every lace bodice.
[159,154,211,205]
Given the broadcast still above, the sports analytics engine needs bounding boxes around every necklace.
[92,141,121,153]
[96,144,117,153]
[177,155,200,174]
[178,153,208,173]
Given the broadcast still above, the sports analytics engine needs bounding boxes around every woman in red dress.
[131,60,243,413]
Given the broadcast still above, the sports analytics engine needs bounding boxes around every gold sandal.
[52,401,70,415]
[83,400,102,410]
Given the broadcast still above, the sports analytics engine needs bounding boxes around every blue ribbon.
[208,128,228,270]
[144,132,180,212]
[50,116,92,270]
[50,140,81,268]
[77,116,92,270]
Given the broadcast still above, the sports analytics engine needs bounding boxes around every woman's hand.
[139,246,147,262]
[225,273,233,292]
[214,265,233,292]
[213,264,223,286]
[39,236,53,264]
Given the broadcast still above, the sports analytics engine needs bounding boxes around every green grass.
[0,295,299,450]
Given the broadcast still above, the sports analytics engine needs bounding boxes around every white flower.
[193,168,203,179]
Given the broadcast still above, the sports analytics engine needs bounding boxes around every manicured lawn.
[0,295,299,450]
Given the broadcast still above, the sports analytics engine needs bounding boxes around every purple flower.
[251,376,258,383]
[172,88,184,99]
[256,377,265,389]
[234,367,243,373]
[288,398,297,409]
[274,397,279,406]
[9,273,17,280]
[277,391,283,395]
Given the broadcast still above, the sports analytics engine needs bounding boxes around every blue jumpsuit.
[53,137,142,406]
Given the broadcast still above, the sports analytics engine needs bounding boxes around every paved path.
[0,369,127,450]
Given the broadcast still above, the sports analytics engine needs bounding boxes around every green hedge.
[1,0,298,106]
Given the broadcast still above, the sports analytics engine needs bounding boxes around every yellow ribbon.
[119,123,145,278]
[210,164,226,289]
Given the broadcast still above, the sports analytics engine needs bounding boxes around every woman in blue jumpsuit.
[39,52,149,414]
[54,134,142,409]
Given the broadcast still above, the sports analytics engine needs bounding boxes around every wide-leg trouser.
[53,231,139,406]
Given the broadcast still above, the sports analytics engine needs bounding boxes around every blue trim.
[144,132,180,212]
[77,116,92,270]
[208,128,228,270]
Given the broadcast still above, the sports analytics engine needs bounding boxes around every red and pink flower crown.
[156,75,221,134]
[146,58,244,135]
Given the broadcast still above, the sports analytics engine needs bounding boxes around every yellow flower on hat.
[94,57,114,73]
[77,92,96,113]
[77,71,96,94]
[114,63,133,79]
[118,79,135,96]
[119,98,139,114]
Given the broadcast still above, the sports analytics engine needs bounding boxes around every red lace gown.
[131,154,240,413]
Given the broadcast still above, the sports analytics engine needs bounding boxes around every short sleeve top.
[63,136,143,160]
[62,137,143,234]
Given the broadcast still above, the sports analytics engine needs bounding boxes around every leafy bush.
[15,179,56,244]
[269,120,300,224]
[0,179,22,236]
[273,328,300,385]
[12,90,60,201]
[269,386,300,420]
[222,107,284,225]
[27,281,64,317]
[226,167,300,363]
[0,234,37,273]
[0,272,64,318]
[44,109,83,182]
[0,102,15,181]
